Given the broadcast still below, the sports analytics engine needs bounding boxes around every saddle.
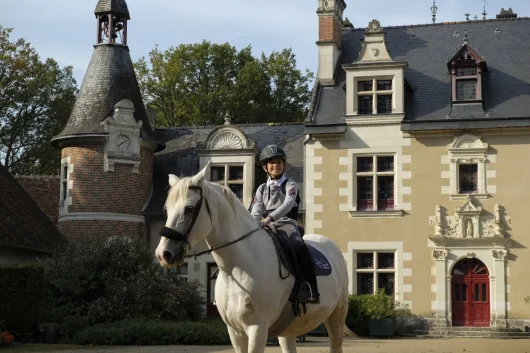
[264,224,331,316]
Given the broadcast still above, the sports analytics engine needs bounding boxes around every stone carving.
[199,127,257,151]
[429,197,508,239]
[432,249,448,260]
[448,134,488,151]
[492,249,508,260]
[465,219,473,238]
[365,19,383,33]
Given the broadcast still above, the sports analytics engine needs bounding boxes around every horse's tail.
[343,324,357,338]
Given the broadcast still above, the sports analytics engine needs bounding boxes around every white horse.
[155,165,351,353]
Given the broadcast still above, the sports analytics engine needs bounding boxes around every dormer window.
[357,79,393,114]
[448,43,487,103]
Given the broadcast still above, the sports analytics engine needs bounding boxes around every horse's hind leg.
[324,301,348,353]
[228,326,249,353]
[278,336,297,353]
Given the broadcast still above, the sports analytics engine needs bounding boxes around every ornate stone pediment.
[197,126,256,151]
[429,197,509,243]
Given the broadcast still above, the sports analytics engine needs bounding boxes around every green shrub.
[72,318,230,345]
[40,236,204,338]
[0,265,44,338]
[346,290,411,336]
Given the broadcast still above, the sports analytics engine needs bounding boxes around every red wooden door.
[451,259,490,327]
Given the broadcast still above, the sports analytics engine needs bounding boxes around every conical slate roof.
[51,44,163,149]
[95,0,130,19]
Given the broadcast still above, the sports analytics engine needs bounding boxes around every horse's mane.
[165,177,257,227]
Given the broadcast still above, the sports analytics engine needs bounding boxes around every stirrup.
[298,281,314,303]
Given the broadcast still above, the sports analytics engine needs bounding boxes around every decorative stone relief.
[429,196,509,239]
[492,249,508,260]
[365,19,383,33]
[199,127,256,151]
[432,248,448,260]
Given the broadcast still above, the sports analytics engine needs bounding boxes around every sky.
[0,0,528,85]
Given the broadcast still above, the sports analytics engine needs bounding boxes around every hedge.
[0,265,45,338]
[72,319,231,345]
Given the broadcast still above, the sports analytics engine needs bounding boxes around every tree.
[134,40,314,127]
[0,27,77,175]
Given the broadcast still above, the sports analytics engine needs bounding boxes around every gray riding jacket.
[251,176,298,226]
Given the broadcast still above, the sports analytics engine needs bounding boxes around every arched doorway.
[451,258,490,327]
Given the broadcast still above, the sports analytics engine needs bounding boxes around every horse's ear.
[168,174,180,187]
[192,162,210,185]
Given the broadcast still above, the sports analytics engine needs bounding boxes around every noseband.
[159,186,212,244]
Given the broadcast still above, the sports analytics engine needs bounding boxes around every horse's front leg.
[246,321,268,353]
[228,326,249,353]
[278,336,297,353]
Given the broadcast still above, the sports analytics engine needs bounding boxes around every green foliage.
[346,290,412,336]
[0,265,45,338]
[72,319,230,346]
[525,295,530,305]
[134,40,314,127]
[0,26,78,174]
[40,236,204,339]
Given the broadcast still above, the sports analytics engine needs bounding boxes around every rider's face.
[264,158,285,178]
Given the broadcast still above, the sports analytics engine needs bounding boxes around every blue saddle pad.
[307,245,332,276]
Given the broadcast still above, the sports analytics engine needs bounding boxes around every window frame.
[59,157,73,215]
[355,155,396,211]
[355,78,394,115]
[209,164,245,202]
[451,65,483,102]
[355,251,397,296]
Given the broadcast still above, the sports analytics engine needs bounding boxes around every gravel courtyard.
[11,337,530,353]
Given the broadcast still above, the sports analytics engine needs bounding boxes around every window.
[176,263,188,282]
[446,134,489,200]
[357,79,393,115]
[356,252,396,295]
[210,165,244,201]
[356,155,395,211]
[59,157,72,215]
[448,44,486,102]
[61,165,68,202]
[459,164,478,193]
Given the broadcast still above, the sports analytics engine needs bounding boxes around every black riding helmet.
[259,145,287,166]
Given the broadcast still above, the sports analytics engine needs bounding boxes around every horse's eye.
[184,206,194,214]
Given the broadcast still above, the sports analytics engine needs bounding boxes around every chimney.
[496,8,517,19]
[316,0,347,86]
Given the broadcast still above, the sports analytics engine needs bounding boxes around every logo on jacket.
[288,188,295,196]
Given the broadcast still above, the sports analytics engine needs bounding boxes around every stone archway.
[451,258,490,327]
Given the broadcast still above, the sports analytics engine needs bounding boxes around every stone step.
[415,334,530,339]
[429,327,523,332]
[413,329,530,338]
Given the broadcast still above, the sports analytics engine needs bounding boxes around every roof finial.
[463,30,468,46]
[431,0,438,24]
[482,0,488,20]
[224,111,232,125]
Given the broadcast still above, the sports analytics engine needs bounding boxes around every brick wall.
[61,143,153,214]
[15,175,60,226]
[319,16,342,48]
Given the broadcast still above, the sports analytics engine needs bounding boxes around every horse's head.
[155,164,213,267]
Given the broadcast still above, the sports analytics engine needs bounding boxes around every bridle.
[159,185,260,259]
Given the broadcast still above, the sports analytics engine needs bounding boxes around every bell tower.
[96,0,129,45]
[51,0,164,242]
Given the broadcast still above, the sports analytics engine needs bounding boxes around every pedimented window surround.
[444,134,494,200]
[197,126,257,208]
[59,156,73,215]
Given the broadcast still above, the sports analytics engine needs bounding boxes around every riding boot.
[288,228,320,304]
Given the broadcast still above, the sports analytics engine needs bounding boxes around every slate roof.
[143,124,305,216]
[309,18,530,131]
[0,164,67,254]
[51,44,163,149]
[95,0,130,19]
